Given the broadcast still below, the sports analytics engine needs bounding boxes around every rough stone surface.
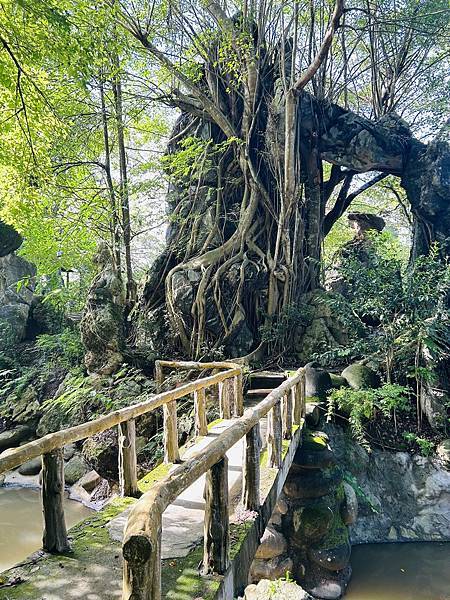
[77,469,102,493]
[305,403,321,426]
[64,454,91,485]
[325,422,450,542]
[82,429,119,479]
[437,439,450,469]
[0,252,36,348]
[0,220,23,256]
[341,363,380,390]
[308,540,351,572]
[304,364,332,401]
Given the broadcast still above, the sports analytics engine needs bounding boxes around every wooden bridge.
[0,361,307,600]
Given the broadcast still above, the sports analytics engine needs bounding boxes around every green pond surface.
[346,542,450,600]
[0,486,92,572]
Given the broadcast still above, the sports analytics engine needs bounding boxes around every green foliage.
[403,432,435,456]
[328,384,410,446]
[36,328,84,368]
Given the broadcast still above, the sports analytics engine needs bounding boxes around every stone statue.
[80,242,125,376]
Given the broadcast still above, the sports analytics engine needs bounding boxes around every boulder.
[77,470,102,493]
[250,555,294,583]
[0,425,33,450]
[341,363,380,389]
[18,456,42,476]
[308,539,351,572]
[436,439,450,469]
[304,364,332,401]
[82,429,119,478]
[305,403,321,426]
[340,482,358,525]
[294,431,336,470]
[64,443,77,461]
[291,504,334,544]
[255,526,287,559]
[284,467,343,500]
[64,455,90,485]
[328,374,348,389]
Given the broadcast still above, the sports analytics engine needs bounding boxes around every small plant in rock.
[403,432,435,456]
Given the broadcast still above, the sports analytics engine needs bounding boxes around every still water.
[346,542,450,600]
[0,486,92,572]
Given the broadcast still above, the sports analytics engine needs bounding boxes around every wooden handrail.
[0,360,242,557]
[122,367,305,600]
[0,366,240,474]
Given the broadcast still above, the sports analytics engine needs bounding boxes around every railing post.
[122,514,162,600]
[42,448,69,553]
[164,400,180,463]
[293,382,302,425]
[219,379,232,419]
[267,400,282,468]
[282,392,293,439]
[242,423,260,511]
[203,456,229,575]
[194,387,208,436]
[233,372,244,417]
[118,419,139,498]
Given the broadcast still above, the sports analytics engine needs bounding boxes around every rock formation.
[0,220,36,350]
[80,242,125,376]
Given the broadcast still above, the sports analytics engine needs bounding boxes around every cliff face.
[325,423,450,544]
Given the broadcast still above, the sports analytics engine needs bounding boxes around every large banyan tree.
[118,0,449,360]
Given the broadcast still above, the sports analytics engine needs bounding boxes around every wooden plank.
[0,367,241,474]
[156,359,240,371]
[202,456,229,575]
[41,448,69,553]
[282,393,293,439]
[194,388,208,436]
[118,419,139,498]
[163,400,180,463]
[242,423,261,511]
[267,401,282,468]
[293,383,302,425]
[233,373,244,416]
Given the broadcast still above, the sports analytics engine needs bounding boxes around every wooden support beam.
[122,514,162,600]
[163,400,180,463]
[282,393,293,439]
[242,423,260,511]
[219,379,232,419]
[267,401,282,468]
[41,448,69,553]
[233,372,244,417]
[194,388,208,436]
[203,456,229,575]
[118,419,139,498]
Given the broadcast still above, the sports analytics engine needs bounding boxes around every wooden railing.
[0,361,242,555]
[122,367,306,600]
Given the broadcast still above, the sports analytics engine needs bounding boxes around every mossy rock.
[284,467,343,500]
[82,429,119,478]
[294,431,336,470]
[329,373,348,388]
[307,510,350,572]
[341,363,380,390]
[64,454,90,485]
[292,504,334,544]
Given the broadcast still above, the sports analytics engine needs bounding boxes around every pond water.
[0,486,92,572]
[346,542,450,600]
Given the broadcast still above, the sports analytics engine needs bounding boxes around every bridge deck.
[0,398,303,600]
